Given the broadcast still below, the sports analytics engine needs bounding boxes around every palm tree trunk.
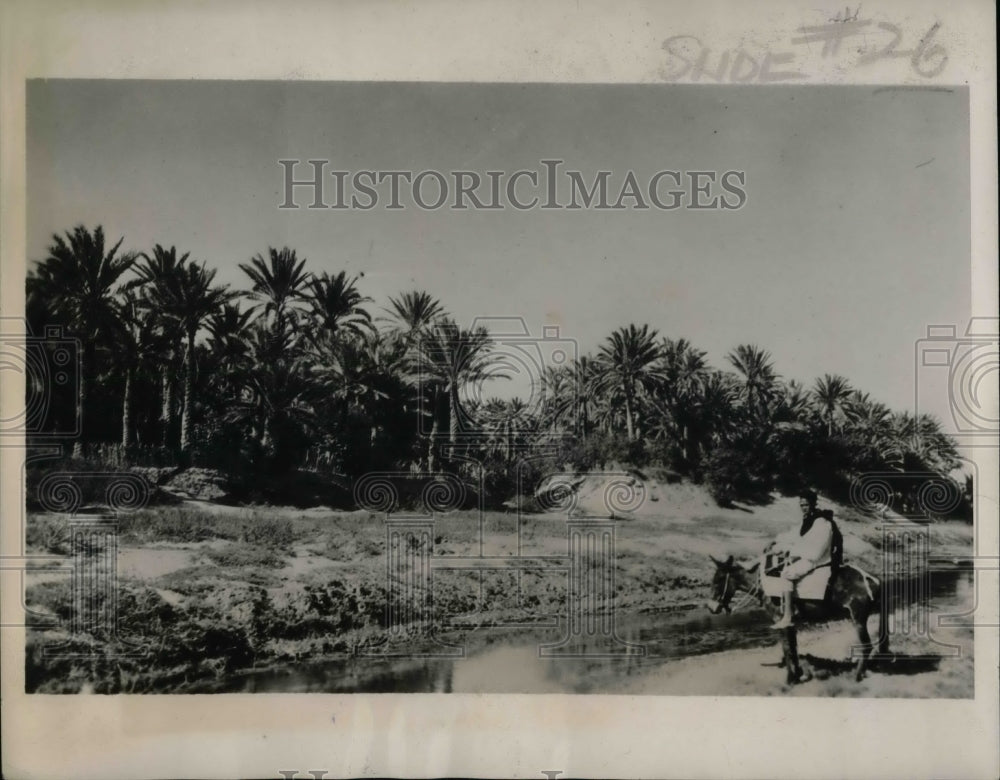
[448,381,460,460]
[160,367,173,448]
[427,388,440,473]
[180,330,195,454]
[121,369,132,447]
[624,392,635,441]
[72,340,94,459]
[72,360,87,458]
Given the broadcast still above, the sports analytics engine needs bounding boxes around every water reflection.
[204,570,973,694]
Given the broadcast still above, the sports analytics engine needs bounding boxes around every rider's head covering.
[799,489,818,507]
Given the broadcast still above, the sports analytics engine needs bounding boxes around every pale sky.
[27,81,970,422]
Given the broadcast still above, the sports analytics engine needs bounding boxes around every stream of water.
[202,568,974,694]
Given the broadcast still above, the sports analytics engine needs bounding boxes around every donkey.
[706,555,889,684]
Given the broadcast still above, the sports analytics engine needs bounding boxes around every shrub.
[117,507,218,543]
[25,515,70,554]
[705,439,773,506]
[206,544,285,569]
[239,514,296,548]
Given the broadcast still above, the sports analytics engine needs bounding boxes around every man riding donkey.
[765,489,844,629]
[708,490,884,683]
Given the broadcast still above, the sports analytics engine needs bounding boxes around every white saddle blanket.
[761,560,832,600]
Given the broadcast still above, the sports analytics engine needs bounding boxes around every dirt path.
[618,616,974,697]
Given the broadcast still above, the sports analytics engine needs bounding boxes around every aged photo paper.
[1,1,997,778]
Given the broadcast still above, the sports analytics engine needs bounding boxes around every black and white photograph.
[1,2,997,779]
[18,78,979,696]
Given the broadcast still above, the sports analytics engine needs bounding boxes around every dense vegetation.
[26,224,966,511]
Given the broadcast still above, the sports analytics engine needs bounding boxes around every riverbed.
[201,568,974,695]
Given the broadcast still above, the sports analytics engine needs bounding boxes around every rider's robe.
[779,516,834,581]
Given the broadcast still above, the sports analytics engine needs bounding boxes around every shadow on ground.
[800,652,943,678]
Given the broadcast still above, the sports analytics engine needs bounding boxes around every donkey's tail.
[846,564,889,654]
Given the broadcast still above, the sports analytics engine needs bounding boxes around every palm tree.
[205,302,256,403]
[313,331,395,409]
[29,225,138,456]
[649,337,709,461]
[383,290,446,340]
[843,391,900,470]
[136,244,191,447]
[569,355,600,441]
[228,320,317,470]
[813,373,853,436]
[539,365,574,434]
[312,330,411,457]
[112,288,160,447]
[481,397,536,461]
[145,259,234,453]
[594,324,664,441]
[135,244,189,288]
[892,411,960,474]
[380,291,448,454]
[774,379,813,425]
[690,370,739,459]
[206,303,256,373]
[304,270,373,342]
[726,344,779,425]
[659,338,708,395]
[197,302,257,451]
[239,247,311,335]
[416,318,505,465]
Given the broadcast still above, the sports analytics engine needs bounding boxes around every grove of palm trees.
[26,223,967,514]
[22,209,981,702]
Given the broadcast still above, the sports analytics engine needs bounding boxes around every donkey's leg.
[785,627,809,683]
[777,613,787,668]
[781,630,794,683]
[875,588,891,656]
[790,626,812,682]
[767,598,787,668]
[852,604,873,682]
[877,627,891,656]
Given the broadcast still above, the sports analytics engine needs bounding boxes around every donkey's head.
[706,555,754,614]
